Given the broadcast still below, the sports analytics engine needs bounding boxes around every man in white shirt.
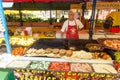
[61,11,83,39]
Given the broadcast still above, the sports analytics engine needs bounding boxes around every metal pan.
[97,38,120,51]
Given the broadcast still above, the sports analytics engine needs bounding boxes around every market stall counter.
[0,38,120,80]
[1,54,120,80]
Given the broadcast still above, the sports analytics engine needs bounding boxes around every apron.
[66,20,79,39]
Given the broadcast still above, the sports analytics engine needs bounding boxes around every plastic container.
[109,27,120,33]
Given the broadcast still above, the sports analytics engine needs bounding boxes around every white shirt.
[61,19,83,32]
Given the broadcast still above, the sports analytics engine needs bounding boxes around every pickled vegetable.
[48,62,69,71]
[28,61,50,70]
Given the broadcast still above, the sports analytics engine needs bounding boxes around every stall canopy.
[2,0,83,2]
[2,0,84,10]
[2,0,120,10]
[2,0,120,2]
[4,2,81,10]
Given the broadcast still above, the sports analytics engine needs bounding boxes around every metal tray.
[97,38,120,51]
[68,39,98,50]
[85,43,103,52]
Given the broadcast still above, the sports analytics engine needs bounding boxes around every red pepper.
[113,60,120,72]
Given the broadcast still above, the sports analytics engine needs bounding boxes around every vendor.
[60,11,83,39]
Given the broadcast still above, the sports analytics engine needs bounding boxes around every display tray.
[68,39,98,50]
[97,38,120,51]
[85,43,103,52]
[27,61,50,70]
[7,60,118,74]
[6,60,31,69]
[70,62,93,73]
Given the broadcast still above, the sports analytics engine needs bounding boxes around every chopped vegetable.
[48,62,70,71]
[28,61,50,70]
[12,47,25,56]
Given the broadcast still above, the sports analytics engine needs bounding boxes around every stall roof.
[2,0,83,2]
[3,0,120,10]
[4,2,81,10]
[2,0,120,2]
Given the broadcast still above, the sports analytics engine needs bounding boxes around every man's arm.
[77,19,84,30]
[60,20,67,38]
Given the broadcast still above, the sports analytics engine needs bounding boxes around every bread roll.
[66,50,73,57]
[45,48,52,54]
[59,49,66,56]
[52,48,59,54]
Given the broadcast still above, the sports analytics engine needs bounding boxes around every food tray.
[48,62,70,71]
[97,38,120,51]
[85,43,103,52]
[27,61,50,70]
[70,62,93,73]
[91,63,118,74]
[68,39,98,50]
[7,60,31,69]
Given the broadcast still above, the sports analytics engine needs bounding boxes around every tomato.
[113,60,118,67]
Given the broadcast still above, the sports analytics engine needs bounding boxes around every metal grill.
[29,38,98,50]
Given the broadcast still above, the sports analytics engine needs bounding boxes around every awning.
[2,0,120,2]
[3,0,83,10]
[2,0,82,2]
[4,2,81,10]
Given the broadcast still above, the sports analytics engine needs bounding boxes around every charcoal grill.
[29,38,98,50]
[25,38,115,60]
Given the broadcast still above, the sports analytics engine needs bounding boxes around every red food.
[113,60,120,72]
[48,62,70,71]
[12,47,24,56]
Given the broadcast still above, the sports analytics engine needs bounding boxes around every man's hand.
[60,31,65,38]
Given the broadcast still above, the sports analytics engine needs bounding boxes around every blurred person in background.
[60,11,83,39]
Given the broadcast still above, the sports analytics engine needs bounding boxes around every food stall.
[0,38,120,79]
[0,0,120,80]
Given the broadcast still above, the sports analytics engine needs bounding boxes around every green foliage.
[5,14,57,22]
[59,18,67,22]
[48,18,57,22]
